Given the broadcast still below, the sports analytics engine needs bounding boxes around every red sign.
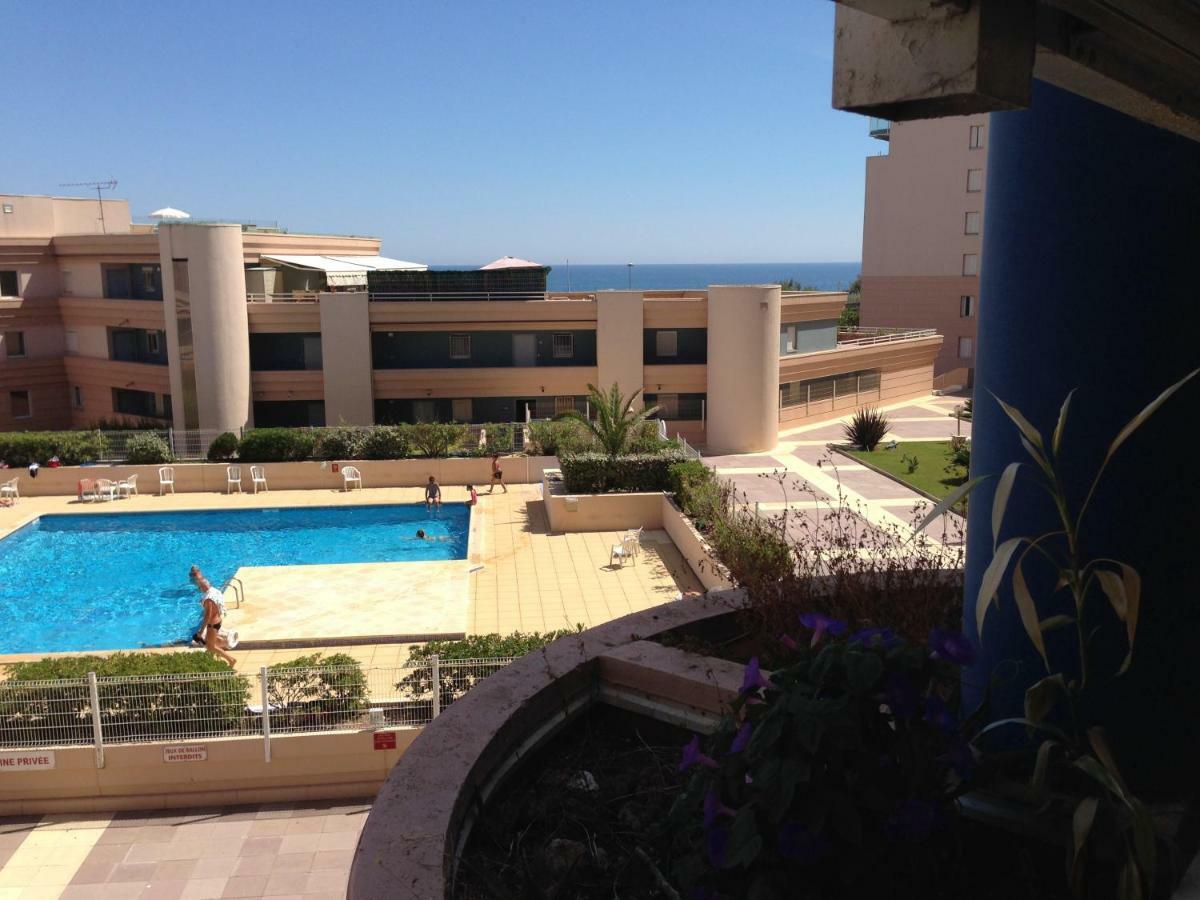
[373,731,397,751]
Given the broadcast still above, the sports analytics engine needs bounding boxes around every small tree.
[555,383,659,458]
[842,406,892,451]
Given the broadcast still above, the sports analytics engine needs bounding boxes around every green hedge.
[407,422,469,458]
[560,450,688,494]
[266,652,368,731]
[0,430,107,466]
[124,432,173,465]
[0,653,249,746]
[361,425,411,460]
[207,432,239,461]
[237,428,316,462]
[313,426,368,460]
[526,420,594,456]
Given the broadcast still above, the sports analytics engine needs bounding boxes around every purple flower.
[799,612,847,648]
[779,633,799,652]
[679,734,719,772]
[777,821,830,864]
[740,657,770,695]
[923,695,955,734]
[887,799,940,842]
[884,672,919,719]
[929,628,976,666]
[850,627,899,649]
[703,787,737,828]
[730,721,753,754]
[705,825,730,869]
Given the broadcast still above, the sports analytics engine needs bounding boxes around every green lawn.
[845,440,968,501]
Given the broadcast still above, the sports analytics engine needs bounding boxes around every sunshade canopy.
[479,256,543,270]
[262,254,427,286]
[149,207,190,219]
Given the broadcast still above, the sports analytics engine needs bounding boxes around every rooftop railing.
[835,327,939,347]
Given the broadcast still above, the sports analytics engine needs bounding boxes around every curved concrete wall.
[159,224,251,432]
[705,285,780,452]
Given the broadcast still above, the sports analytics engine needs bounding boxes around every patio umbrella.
[149,207,191,219]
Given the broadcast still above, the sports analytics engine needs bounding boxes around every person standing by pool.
[487,453,507,494]
[425,475,442,509]
[194,576,237,667]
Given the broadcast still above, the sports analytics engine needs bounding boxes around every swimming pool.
[0,503,470,654]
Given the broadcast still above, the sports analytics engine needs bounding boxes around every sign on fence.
[373,732,397,751]
[0,750,56,771]
[163,745,208,763]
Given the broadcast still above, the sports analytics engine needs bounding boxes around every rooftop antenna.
[58,178,118,233]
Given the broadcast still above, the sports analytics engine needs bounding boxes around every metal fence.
[0,656,514,762]
[835,327,938,347]
[97,429,231,462]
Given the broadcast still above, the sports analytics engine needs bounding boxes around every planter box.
[7,456,557,498]
[660,495,734,591]
[541,469,664,533]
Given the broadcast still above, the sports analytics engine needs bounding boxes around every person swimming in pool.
[416,529,426,539]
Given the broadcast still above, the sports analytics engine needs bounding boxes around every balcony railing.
[247,292,319,303]
[369,291,552,302]
[835,327,938,347]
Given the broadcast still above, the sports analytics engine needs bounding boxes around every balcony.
[868,116,891,140]
[836,326,938,346]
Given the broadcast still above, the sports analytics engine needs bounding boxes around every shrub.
[313,426,368,460]
[526,419,594,456]
[123,432,173,465]
[560,450,687,493]
[628,420,677,454]
[901,452,920,474]
[0,652,248,745]
[266,652,368,731]
[472,423,514,456]
[668,460,714,508]
[669,629,974,898]
[407,422,468,458]
[207,431,239,461]
[947,435,970,469]
[361,425,411,460]
[0,430,107,466]
[555,382,660,457]
[842,406,892,451]
[237,428,315,462]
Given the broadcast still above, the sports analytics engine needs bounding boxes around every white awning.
[261,254,427,287]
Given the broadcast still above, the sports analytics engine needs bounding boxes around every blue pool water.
[0,504,469,654]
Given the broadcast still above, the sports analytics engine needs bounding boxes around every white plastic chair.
[341,465,362,491]
[94,478,117,502]
[78,478,97,503]
[610,534,639,567]
[158,466,175,495]
[250,466,268,493]
[117,473,138,498]
[0,477,19,503]
[621,526,644,560]
[226,466,242,494]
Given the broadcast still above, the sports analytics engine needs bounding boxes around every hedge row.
[559,450,689,494]
[227,423,515,463]
[0,430,108,466]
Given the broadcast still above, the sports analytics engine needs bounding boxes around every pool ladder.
[224,576,245,608]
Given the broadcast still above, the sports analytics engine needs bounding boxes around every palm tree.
[556,383,660,457]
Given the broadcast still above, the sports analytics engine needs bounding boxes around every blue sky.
[1,1,877,264]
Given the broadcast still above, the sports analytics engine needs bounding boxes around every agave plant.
[555,383,660,458]
[916,366,1198,899]
[842,406,892,451]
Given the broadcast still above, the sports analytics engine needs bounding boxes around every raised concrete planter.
[660,495,734,591]
[349,590,746,899]
[7,456,557,498]
[540,468,665,533]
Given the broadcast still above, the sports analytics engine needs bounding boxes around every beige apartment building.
[1,193,942,452]
[860,114,987,388]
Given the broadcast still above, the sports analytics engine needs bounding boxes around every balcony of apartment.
[868,116,891,140]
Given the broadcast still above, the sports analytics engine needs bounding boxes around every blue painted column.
[964,81,1200,790]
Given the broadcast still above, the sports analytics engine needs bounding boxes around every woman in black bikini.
[488,453,507,494]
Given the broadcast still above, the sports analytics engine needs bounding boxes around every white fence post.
[87,672,105,770]
[431,654,441,719]
[260,666,272,762]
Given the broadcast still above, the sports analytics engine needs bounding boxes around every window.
[554,396,577,416]
[142,267,158,293]
[960,295,976,318]
[655,330,678,357]
[10,390,31,419]
[451,398,473,422]
[449,333,471,360]
[65,330,79,353]
[962,254,979,276]
[2,203,12,214]
[5,331,25,358]
[966,168,983,192]
[73,386,84,409]
[552,332,574,359]
[60,269,73,295]
[112,388,160,418]
[147,331,161,355]
[162,394,173,421]
[969,124,984,149]
[0,271,18,297]
[958,336,974,359]
[965,212,981,235]
[655,393,680,418]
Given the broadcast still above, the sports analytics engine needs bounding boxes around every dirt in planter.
[453,706,689,900]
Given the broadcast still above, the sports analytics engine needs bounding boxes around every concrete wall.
[596,291,644,403]
[706,285,781,453]
[0,195,132,239]
[0,728,418,815]
[159,224,252,432]
[542,471,665,534]
[660,497,733,591]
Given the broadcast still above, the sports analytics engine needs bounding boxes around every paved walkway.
[706,395,969,550]
[0,802,367,899]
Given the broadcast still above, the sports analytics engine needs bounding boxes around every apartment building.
[1,193,942,452]
[860,114,987,388]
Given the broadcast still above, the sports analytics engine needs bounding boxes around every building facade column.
[158,223,252,432]
[705,284,781,453]
[596,290,645,405]
[964,81,1200,788]
[319,291,374,425]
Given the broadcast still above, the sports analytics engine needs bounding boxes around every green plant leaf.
[1024,674,1065,724]
[1105,367,1199,471]
[1052,389,1075,458]
[971,716,1070,744]
[993,393,1045,452]
[1071,797,1099,889]
[991,462,1021,551]
[975,536,1025,638]
[1087,727,1132,800]
[1028,739,1058,799]
[1073,755,1129,806]
[1130,799,1157,894]
[1118,858,1144,900]
[725,804,763,869]
[1096,569,1128,620]
[912,476,987,537]
[1012,551,1049,671]
[1039,614,1075,633]
[1116,563,1141,674]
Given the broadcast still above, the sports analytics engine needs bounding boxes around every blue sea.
[433,262,861,292]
